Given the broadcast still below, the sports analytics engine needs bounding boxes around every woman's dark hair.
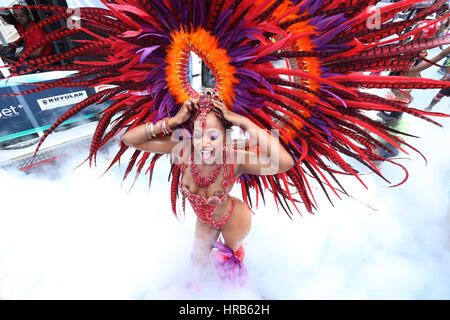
[12,4,40,23]
[1,11,17,25]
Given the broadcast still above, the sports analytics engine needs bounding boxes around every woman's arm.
[121,98,197,154]
[407,46,450,76]
[212,100,295,176]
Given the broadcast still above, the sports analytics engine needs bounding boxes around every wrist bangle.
[161,117,172,136]
[161,118,167,135]
[145,121,157,139]
[145,122,152,140]
[165,117,173,133]
[150,122,157,137]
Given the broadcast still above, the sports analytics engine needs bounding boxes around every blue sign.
[0,71,106,145]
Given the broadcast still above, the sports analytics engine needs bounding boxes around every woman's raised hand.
[173,98,198,125]
[211,98,246,126]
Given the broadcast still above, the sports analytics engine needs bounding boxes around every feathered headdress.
[2,0,450,217]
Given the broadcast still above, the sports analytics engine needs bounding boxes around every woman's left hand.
[211,99,246,126]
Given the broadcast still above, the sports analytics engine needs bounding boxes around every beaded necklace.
[179,147,235,230]
[190,149,226,187]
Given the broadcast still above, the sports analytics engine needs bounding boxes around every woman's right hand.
[173,98,198,125]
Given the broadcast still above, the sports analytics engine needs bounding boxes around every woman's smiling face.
[192,112,226,164]
[13,8,31,25]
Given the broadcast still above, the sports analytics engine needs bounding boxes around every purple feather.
[313,23,351,48]
[212,9,233,39]
[196,0,206,28]
[171,0,183,17]
[181,1,188,26]
[321,88,347,108]
[227,44,257,59]
[231,55,257,63]
[310,117,333,143]
[299,0,325,15]
[137,45,161,64]
[149,79,166,97]
[309,0,325,15]
[238,173,251,182]
[292,140,304,153]
[155,92,176,122]
[231,100,249,115]
[237,68,274,94]
[310,14,347,32]
[219,19,246,49]
[150,0,177,31]
[254,55,278,64]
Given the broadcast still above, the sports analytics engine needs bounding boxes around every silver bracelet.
[161,118,168,135]
[145,122,152,140]
[149,122,157,138]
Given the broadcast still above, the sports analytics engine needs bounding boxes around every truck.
[0,0,113,171]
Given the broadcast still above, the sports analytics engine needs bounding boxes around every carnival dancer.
[2,0,450,286]
[122,92,295,283]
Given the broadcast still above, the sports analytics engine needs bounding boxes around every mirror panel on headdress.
[188,52,246,144]
[188,51,216,94]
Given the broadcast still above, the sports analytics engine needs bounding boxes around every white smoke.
[0,51,449,300]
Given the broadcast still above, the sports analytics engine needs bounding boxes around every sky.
[0,48,449,300]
